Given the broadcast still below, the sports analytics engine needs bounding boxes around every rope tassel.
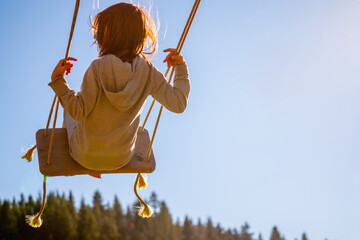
[26,176,47,228]
[137,202,154,218]
[21,145,37,162]
[136,173,148,190]
[26,214,42,228]
[134,173,154,218]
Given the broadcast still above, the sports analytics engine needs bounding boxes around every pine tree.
[0,200,17,239]
[149,191,161,214]
[174,218,183,240]
[41,192,77,240]
[114,195,124,237]
[233,229,240,240]
[216,223,223,237]
[270,226,285,240]
[26,195,36,215]
[258,233,264,240]
[60,194,77,239]
[99,208,120,240]
[68,191,77,221]
[156,202,177,240]
[239,222,253,240]
[206,218,220,240]
[123,206,135,239]
[182,216,196,240]
[11,199,21,240]
[195,218,205,240]
[302,232,308,240]
[22,194,41,239]
[17,194,38,240]
[224,229,234,240]
[77,199,100,240]
[93,190,104,215]
[92,190,103,236]
[18,194,25,209]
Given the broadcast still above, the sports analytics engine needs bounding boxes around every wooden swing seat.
[35,128,156,177]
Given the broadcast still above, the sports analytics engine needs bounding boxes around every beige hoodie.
[49,54,190,171]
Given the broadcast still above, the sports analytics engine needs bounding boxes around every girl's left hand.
[163,48,185,67]
[51,57,77,80]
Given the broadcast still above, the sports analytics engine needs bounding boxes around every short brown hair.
[91,2,158,62]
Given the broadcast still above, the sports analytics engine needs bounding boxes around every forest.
[0,191,311,240]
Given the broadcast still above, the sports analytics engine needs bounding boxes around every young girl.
[49,2,190,175]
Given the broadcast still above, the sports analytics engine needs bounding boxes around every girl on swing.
[49,2,190,178]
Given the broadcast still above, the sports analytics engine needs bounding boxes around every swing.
[22,0,201,227]
[36,128,155,177]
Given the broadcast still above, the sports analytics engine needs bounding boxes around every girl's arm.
[49,60,100,122]
[150,50,190,113]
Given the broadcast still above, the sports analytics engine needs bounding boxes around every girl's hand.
[51,57,77,80]
[163,48,185,67]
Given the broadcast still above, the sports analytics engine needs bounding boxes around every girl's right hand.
[163,48,185,67]
[51,57,77,80]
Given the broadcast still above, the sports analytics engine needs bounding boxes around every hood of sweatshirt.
[97,54,149,111]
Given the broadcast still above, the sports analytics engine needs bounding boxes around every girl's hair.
[91,2,158,62]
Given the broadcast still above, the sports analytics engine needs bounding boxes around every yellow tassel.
[21,145,37,162]
[137,203,154,218]
[26,214,42,228]
[25,176,47,228]
[136,174,148,190]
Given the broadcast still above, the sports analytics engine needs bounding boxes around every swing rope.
[47,0,81,165]
[23,0,81,163]
[140,0,201,162]
[25,176,47,228]
[47,98,60,165]
[24,0,81,228]
[44,95,58,136]
[134,173,153,217]
[133,0,201,218]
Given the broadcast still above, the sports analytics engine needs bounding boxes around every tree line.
[0,191,311,240]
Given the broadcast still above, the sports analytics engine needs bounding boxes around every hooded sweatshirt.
[48,54,190,171]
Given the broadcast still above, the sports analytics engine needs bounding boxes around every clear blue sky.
[0,0,359,239]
